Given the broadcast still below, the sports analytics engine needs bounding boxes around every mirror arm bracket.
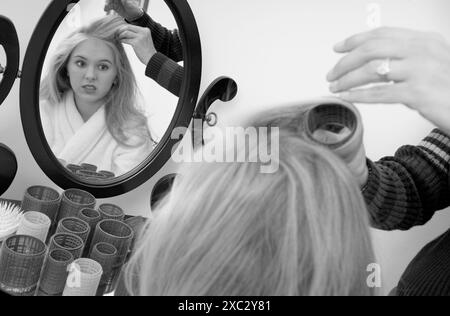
[192,76,238,149]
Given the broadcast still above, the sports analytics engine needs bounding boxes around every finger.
[327,38,406,82]
[329,59,408,93]
[122,24,147,33]
[117,33,132,41]
[119,38,137,47]
[104,0,115,11]
[117,25,139,34]
[334,27,417,53]
[117,29,139,40]
[338,83,410,105]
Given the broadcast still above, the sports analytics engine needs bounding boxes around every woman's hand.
[117,25,157,66]
[327,27,450,135]
[105,0,143,21]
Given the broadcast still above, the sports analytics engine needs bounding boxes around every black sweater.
[364,129,450,296]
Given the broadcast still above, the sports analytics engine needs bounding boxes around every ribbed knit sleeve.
[146,52,183,97]
[131,12,184,62]
[363,129,450,231]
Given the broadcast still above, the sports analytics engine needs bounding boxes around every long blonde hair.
[125,127,376,296]
[40,16,154,147]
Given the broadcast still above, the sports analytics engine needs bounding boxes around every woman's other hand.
[117,25,157,66]
[105,0,143,21]
[327,27,450,135]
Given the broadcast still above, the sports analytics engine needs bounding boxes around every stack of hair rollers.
[0,187,136,296]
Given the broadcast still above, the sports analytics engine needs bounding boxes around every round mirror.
[20,0,201,197]
[0,15,19,107]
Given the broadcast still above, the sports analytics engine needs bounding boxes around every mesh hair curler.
[300,97,367,184]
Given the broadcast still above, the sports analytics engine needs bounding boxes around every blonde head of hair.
[125,123,376,295]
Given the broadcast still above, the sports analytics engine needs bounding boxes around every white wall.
[0,0,449,295]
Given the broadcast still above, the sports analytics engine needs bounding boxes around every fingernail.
[329,81,339,93]
[333,40,346,51]
[326,69,334,81]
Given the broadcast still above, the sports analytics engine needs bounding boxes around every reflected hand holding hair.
[105,0,144,21]
[327,27,450,135]
[117,25,157,66]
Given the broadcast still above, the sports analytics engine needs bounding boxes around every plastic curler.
[98,204,125,221]
[49,233,84,260]
[21,185,60,225]
[16,211,51,243]
[299,97,367,181]
[57,189,96,222]
[63,258,103,296]
[98,170,115,179]
[80,163,97,172]
[75,169,100,179]
[66,164,83,174]
[77,208,102,257]
[56,217,90,244]
[89,220,134,294]
[0,235,46,296]
[89,242,117,296]
[37,249,74,296]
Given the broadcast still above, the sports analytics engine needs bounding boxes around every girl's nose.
[84,66,97,81]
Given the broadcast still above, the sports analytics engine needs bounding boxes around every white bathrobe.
[40,91,154,176]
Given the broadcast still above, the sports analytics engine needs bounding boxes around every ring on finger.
[376,58,392,81]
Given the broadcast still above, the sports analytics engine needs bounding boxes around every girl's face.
[67,38,118,106]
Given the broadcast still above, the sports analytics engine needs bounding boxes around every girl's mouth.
[82,85,97,93]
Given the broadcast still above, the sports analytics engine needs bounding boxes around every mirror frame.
[20,0,201,198]
[0,15,20,106]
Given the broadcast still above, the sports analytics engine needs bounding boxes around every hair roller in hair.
[302,97,366,179]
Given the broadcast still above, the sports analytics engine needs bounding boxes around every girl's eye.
[99,64,109,71]
[75,60,85,67]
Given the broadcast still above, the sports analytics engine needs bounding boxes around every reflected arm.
[145,52,183,97]
[129,11,183,62]
[363,129,450,230]
[126,12,184,97]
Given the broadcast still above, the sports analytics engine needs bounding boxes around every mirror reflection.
[0,45,5,82]
[40,0,183,181]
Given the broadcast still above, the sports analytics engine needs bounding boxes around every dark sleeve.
[130,12,183,62]
[146,52,183,97]
[363,129,450,231]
